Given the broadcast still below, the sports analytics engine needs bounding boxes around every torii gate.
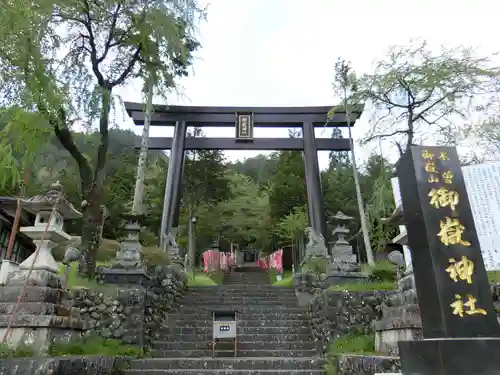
[124,102,362,253]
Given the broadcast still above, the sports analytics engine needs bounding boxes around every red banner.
[203,250,236,273]
[258,248,283,273]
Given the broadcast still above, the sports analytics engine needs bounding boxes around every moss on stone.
[328,281,396,292]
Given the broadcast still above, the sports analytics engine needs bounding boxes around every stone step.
[169,313,307,321]
[0,286,63,304]
[153,341,315,351]
[126,369,322,374]
[180,299,298,306]
[184,292,297,301]
[0,302,71,316]
[156,333,313,343]
[184,293,297,301]
[177,306,305,313]
[172,320,309,328]
[130,357,325,370]
[162,326,311,336]
[149,349,317,357]
[188,286,291,292]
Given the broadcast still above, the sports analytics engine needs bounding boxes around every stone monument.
[0,182,85,352]
[395,146,500,375]
[323,212,368,286]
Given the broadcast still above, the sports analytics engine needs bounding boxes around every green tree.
[180,129,232,271]
[268,151,307,223]
[210,173,270,249]
[0,0,203,278]
[352,40,500,155]
[361,154,397,253]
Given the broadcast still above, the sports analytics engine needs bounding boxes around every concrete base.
[322,271,369,287]
[96,266,150,286]
[375,327,422,356]
[7,269,62,288]
[0,261,19,286]
[399,337,500,375]
[0,326,82,354]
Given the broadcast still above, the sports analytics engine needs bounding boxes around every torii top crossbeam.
[124,102,363,128]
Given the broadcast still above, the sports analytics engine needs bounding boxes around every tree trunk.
[132,74,154,214]
[78,184,105,279]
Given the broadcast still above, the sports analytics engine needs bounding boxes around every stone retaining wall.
[0,356,130,375]
[331,354,401,375]
[69,265,187,349]
[307,282,500,358]
[307,290,390,354]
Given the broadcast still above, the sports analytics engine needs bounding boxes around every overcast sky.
[115,0,499,170]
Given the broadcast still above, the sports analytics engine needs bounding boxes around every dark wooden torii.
[124,102,363,249]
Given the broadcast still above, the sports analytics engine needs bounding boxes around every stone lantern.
[329,211,357,263]
[96,201,150,286]
[0,182,86,353]
[8,181,82,287]
[322,211,368,286]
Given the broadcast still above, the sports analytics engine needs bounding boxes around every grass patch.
[327,333,376,355]
[0,344,36,358]
[324,333,376,375]
[488,271,500,283]
[48,335,143,357]
[362,261,397,282]
[187,272,223,286]
[59,262,102,290]
[328,281,396,292]
[269,270,293,287]
[0,335,143,358]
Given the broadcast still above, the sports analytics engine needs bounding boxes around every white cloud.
[115,0,500,169]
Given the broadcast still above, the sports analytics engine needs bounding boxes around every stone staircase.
[126,268,325,374]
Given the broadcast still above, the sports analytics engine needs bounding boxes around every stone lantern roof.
[331,211,354,222]
[22,181,82,220]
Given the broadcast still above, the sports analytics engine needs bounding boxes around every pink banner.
[203,250,237,273]
[258,248,283,273]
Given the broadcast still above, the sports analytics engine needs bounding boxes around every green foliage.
[59,263,101,290]
[364,261,397,282]
[327,333,375,355]
[274,205,308,242]
[227,153,279,188]
[187,272,223,286]
[268,151,307,222]
[269,270,294,287]
[48,335,143,357]
[488,271,500,283]
[142,246,170,268]
[195,172,271,251]
[302,257,329,277]
[0,0,204,278]
[0,343,35,358]
[352,40,500,154]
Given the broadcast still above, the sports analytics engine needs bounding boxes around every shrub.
[142,246,170,267]
[0,343,35,358]
[302,257,329,277]
[366,261,397,282]
[48,335,143,357]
